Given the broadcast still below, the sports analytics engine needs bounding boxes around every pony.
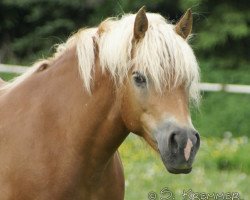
[0,7,200,200]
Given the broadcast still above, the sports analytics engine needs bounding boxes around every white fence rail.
[199,83,250,94]
[1,64,250,94]
[0,63,28,74]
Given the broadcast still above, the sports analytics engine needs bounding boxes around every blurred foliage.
[192,92,250,137]
[0,0,180,64]
[0,72,16,80]
[1,0,249,68]
[180,0,250,70]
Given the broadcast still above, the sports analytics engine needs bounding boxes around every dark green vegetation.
[1,0,249,68]
[0,73,16,81]
[1,1,249,199]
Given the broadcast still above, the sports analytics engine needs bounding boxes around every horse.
[0,7,200,200]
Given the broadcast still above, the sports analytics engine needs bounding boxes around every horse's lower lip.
[166,166,192,174]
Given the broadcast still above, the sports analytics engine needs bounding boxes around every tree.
[180,0,250,69]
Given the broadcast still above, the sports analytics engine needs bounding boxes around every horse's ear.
[134,6,148,40]
[175,8,193,39]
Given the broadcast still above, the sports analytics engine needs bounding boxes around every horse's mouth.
[166,166,192,174]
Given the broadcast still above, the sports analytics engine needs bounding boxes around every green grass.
[119,135,250,200]
[200,66,250,85]
[0,72,17,81]
[192,92,250,137]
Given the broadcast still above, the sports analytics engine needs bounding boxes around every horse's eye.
[132,72,146,86]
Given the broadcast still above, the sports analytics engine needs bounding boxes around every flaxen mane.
[1,12,200,103]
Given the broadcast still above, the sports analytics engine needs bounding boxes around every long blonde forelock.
[95,13,200,103]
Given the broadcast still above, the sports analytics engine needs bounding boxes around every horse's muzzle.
[155,122,200,174]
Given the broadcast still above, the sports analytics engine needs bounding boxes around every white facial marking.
[184,138,193,161]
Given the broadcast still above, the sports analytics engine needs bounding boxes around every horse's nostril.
[169,132,178,154]
[194,132,200,148]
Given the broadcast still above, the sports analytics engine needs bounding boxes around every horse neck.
[44,46,128,171]
[2,45,128,176]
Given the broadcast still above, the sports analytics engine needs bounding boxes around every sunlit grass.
[0,72,17,81]
[119,134,250,199]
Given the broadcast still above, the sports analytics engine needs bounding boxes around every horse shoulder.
[104,151,125,199]
[89,151,125,200]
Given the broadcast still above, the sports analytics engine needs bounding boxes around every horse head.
[115,7,200,174]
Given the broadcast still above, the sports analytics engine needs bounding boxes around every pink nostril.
[168,129,200,156]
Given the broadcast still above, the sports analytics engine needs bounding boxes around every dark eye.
[132,71,146,86]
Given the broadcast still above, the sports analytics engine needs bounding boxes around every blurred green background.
[0,0,249,199]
